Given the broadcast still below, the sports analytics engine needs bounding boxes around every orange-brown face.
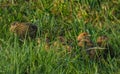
[77,32,90,41]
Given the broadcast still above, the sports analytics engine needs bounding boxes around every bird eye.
[83,33,87,36]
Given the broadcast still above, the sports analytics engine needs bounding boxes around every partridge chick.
[97,36,108,47]
[86,35,108,59]
[10,22,37,40]
[77,32,93,48]
[97,36,114,58]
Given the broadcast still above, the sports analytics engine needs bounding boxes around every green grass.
[0,0,120,74]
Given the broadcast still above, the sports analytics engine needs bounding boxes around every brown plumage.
[97,36,115,58]
[86,35,109,59]
[10,22,37,40]
[77,32,93,48]
[97,36,108,47]
[77,32,106,59]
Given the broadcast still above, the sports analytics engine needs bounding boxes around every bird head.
[77,32,91,41]
[9,22,19,32]
[97,36,108,47]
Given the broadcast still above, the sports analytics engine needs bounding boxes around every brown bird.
[97,36,108,47]
[77,32,93,48]
[77,32,99,59]
[86,35,108,59]
[10,22,37,40]
[97,36,114,58]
